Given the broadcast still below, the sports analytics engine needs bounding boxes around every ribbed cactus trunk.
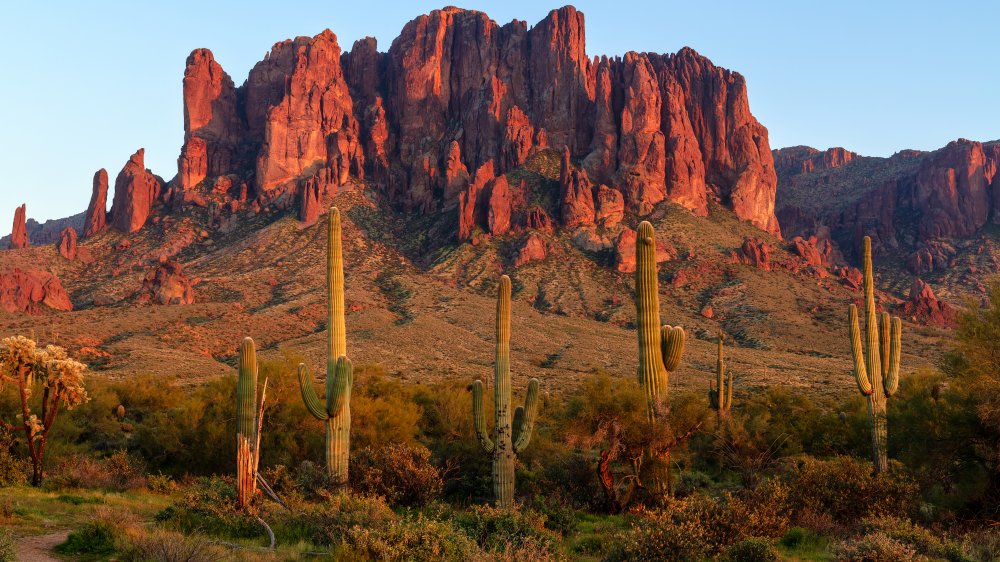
[634,221,685,496]
[636,222,666,421]
[298,207,353,486]
[849,236,902,474]
[236,337,259,509]
[470,275,540,509]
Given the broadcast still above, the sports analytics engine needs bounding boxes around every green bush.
[0,529,14,562]
[55,506,135,556]
[832,531,922,562]
[786,456,919,523]
[722,537,779,562]
[350,443,443,507]
[0,431,25,488]
[455,505,561,556]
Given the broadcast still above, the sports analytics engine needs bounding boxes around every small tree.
[0,336,88,485]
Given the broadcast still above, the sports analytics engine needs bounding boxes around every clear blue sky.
[2,0,997,236]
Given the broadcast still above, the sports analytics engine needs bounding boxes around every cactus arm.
[884,316,902,397]
[850,305,874,396]
[469,380,495,454]
[512,406,525,444]
[297,363,330,421]
[725,369,733,411]
[327,356,352,417]
[660,326,686,372]
[513,378,540,453]
[861,237,882,388]
[879,312,891,380]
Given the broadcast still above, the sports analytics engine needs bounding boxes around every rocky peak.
[9,204,28,249]
[84,169,109,237]
[110,149,163,234]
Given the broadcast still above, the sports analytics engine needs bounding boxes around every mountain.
[775,139,1000,306]
[0,6,952,393]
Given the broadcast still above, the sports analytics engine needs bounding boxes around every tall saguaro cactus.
[236,337,267,509]
[297,207,353,486]
[709,333,733,418]
[849,236,902,473]
[470,275,540,509]
[635,221,685,421]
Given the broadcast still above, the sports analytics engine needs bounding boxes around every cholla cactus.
[849,236,902,473]
[470,275,540,508]
[0,336,88,485]
[297,207,353,486]
[709,333,733,417]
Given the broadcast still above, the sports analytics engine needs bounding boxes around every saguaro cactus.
[709,333,733,417]
[849,236,902,473]
[635,221,685,421]
[236,337,267,509]
[470,275,540,509]
[297,207,353,486]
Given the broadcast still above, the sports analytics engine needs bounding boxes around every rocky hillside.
[775,139,1000,306]
[0,6,957,394]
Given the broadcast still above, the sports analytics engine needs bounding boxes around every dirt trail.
[15,531,68,562]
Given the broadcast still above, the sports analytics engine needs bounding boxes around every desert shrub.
[350,443,443,506]
[675,470,714,497]
[832,531,923,561]
[345,514,479,561]
[0,431,26,487]
[960,527,1000,562]
[56,506,136,556]
[455,505,561,557]
[779,526,826,549]
[530,495,579,536]
[351,367,424,449]
[0,529,13,562]
[786,456,919,523]
[119,527,224,562]
[604,482,790,561]
[147,472,176,494]
[277,492,398,547]
[721,537,779,562]
[858,516,971,561]
[44,450,146,491]
[156,476,262,539]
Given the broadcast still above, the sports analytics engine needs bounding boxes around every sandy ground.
[15,531,68,562]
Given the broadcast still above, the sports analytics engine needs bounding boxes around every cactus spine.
[236,337,266,509]
[470,275,540,508]
[635,221,685,421]
[709,333,733,417]
[297,207,353,486]
[849,236,902,474]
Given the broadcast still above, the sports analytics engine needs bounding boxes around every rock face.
[903,278,955,326]
[58,6,781,245]
[9,204,28,249]
[514,233,547,267]
[178,49,243,190]
[57,227,78,260]
[733,237,773,270]
[138,260,195,305]
[777,139,1000,262]
[0,269,72,313]
[110,149,163,234]
[790,235,832,267]
[84,169,109,237]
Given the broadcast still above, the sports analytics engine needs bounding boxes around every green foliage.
[0,529,13,562]
[454,505,561,557]
[55,506,134,556]
[0,431,25,487]
[832,532,922,562]
[786,456,919,523]
[350,443,443,507]
[722,537,780,562]
[604,481,791,561]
